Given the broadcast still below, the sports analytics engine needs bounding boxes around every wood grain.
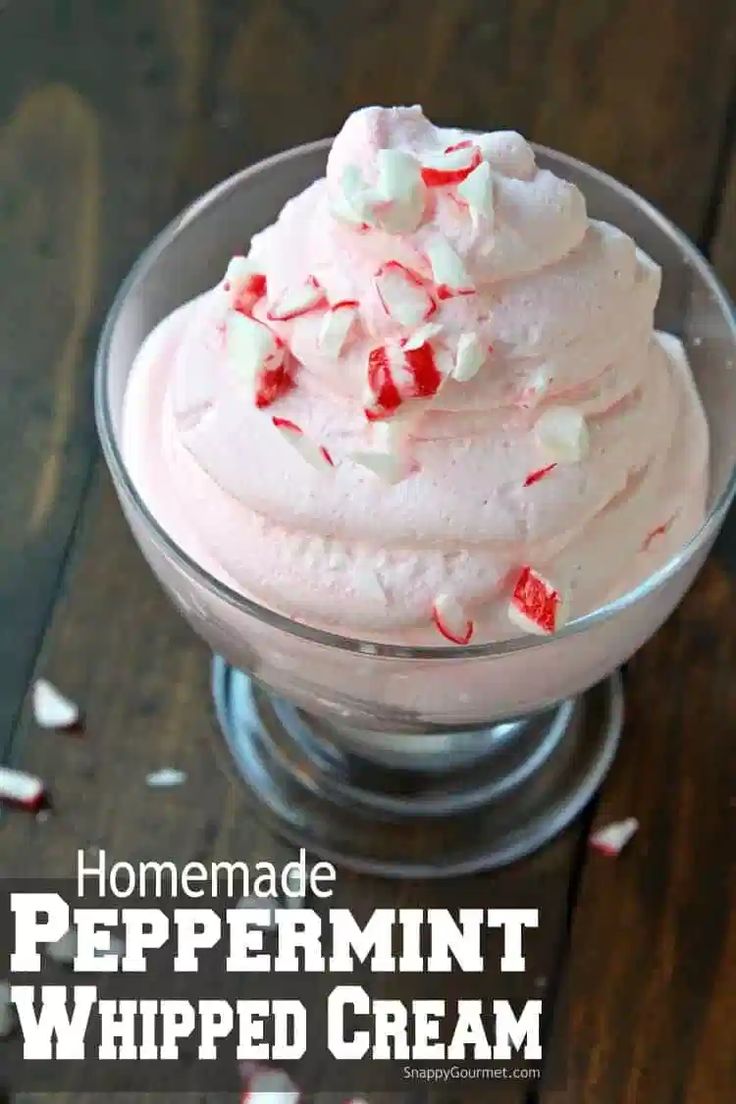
[535,0,736,238]
[541,561,736,1101]
[711,146,736,303]
[1,1,735,1100]
[541,185,736,1100]
[0,0,208,756]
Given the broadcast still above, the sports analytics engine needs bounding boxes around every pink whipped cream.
[123,106,709,645]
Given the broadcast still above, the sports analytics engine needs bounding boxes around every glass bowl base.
[212,658,623,878]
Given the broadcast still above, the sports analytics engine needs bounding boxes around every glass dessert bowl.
[95,135,736,877]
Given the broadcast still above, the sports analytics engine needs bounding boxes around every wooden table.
[1,2,735,1100]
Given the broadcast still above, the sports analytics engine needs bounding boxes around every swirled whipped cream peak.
[123,105,709,644]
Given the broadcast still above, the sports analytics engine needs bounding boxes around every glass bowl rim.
[95,136,736,661]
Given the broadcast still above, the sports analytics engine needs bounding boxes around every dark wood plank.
[187,0,736,239]
[712,148,736,307]
[541,561,736,1102]
[0,0,203,753]
[533,0,736,239]
[542,156,736,1101]
[2,2,735,1100]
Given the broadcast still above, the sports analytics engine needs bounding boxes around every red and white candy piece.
[374,261,435,327]
[318,299,359,357]
[32,678,79,729]
[333,154,426,234]
[240,1066,299,1104]
[376,148,421,196]
[374,148,426,233]
[457,159,494,230]
[508,566,566,635]
[425,235,474,297]
[0,765,46,811]
[224,256,267,315]
[227,312,283,378]
[404,320,443,351]
[226,312,292,409]
[272,417,335,472]
[589,816,639,857]
[331,164,376,227]
[365,340,444,420]
[535,406,589,463]
[350,418,410,484]
[421,140,482,186]
[146,767,187,788]
[452,331,486,382]
[432,593,475,645]
[266,275,326,321]
[333,150,428,234]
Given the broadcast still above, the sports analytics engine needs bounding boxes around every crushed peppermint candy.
[226,312,293,409]
[253,363,294,409]
[508,566,566,635]
[421,140,482,186]
[523,462,558,487]
[535,406,589,463]
[224,256,267,315]
[332,164,377,227]
[452,332,486,382]
[318,300,359,358]
[240,1065,300,1104]
[0,765,47,811]
[589,817,639,857]
[374,261,435,327]
[350,447,407,484]
[376,148,420,197]
[432,593,475,645]
[272,417,335,472]
[425,235,474,296]
[350,413,418,484]
[350,410,419,483]
[365,340,444,420]
[333,153,426,234]
[32,678,80,730]
[457,159,494,230]
[404,320,443,351]
[146,767,188,788]
[374,148,426,232]
[267,275,326,321]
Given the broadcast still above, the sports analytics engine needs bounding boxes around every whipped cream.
[123,106,709,644]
